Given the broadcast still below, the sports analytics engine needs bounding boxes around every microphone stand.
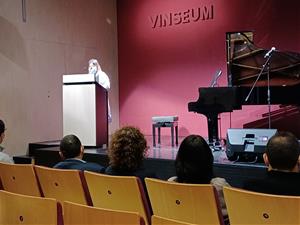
[245,53,274,129]
[267,62,271,129]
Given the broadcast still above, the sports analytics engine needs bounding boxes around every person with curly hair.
[105,126,156,181]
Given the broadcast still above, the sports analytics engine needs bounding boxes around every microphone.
[264,47,276,58]
[216,70,222,78]
[210,70,222,87]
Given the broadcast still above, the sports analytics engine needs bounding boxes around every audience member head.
[264,131,300,172]
[108,126,147,172]
[175,135,213,184]
[59,134,83,160]
[0,119,6,144]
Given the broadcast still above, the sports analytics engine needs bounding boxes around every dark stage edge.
[20,136,267,188]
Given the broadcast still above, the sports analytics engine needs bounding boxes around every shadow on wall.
[0,16,28,70]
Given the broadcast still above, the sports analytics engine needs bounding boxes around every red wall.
[117,0,300,138]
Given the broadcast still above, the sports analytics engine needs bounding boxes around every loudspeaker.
[226,128,277,162]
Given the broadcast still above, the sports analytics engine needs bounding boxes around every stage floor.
[145,135,237,165]
[26,135,267,188]
[29,135,236,163]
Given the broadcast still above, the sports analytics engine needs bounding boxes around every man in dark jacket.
[54,134,104,173]
[243,131,300,195]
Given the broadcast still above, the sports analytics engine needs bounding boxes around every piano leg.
[206,113,219,145]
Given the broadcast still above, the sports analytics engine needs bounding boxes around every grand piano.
[188,31,300,144]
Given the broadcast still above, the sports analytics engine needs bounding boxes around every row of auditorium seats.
[0,189,192,225]
[1,162,300,225]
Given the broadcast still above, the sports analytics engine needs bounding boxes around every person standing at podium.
[88,58,112,122]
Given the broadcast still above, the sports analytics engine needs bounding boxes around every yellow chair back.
[34,165,91,205]
[84,171,151,225]
[152,215,199,225]
[145,178,223,225]
[224,186,300,225]
[0,162,41,196]
[0,190,61,225]
[63,201,142,225]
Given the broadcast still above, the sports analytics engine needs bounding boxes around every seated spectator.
[0,119,14,164]
[243,131,300,195]
[168,135,230,219]
[54,134,104,173]
[105,126,156,181]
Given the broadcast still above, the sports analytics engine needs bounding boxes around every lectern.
[63,74,108,147]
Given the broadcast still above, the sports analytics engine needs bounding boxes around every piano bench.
[152,116,179,147]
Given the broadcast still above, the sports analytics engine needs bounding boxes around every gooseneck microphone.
[264,47,276,58]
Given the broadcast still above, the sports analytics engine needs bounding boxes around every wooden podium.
[63,74,108,147]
